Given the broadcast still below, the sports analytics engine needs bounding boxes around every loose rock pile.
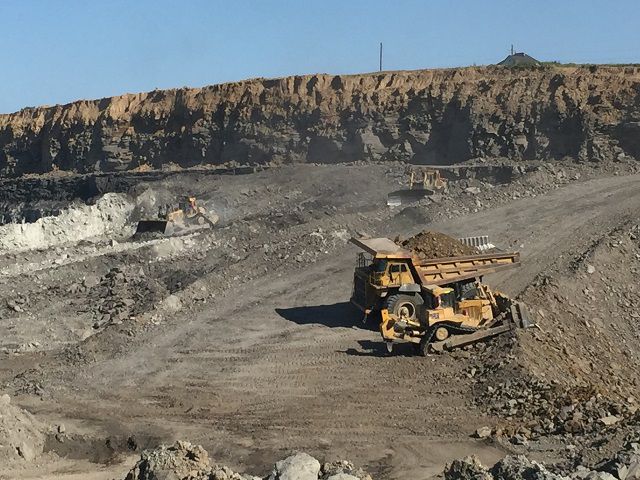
[124,441,255,480]
[594,441,640,480]
[445,439,640,480]
[399,230,478,259]
[124,441,372,480]
[85,266,167,329]
[461,316,638,446]
[478,378,638,438]
[446,455,564,480]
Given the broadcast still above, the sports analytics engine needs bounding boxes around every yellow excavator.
[135,196,219,236]
[350,236,531,355]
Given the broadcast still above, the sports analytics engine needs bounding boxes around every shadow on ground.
[275,302,378,331]
[343,339,418,357]
[275,303,420,357]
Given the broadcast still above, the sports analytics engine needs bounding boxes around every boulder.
[599,416,620,426]
[268,452,321,480]
[490,455,567,480]
[583,473,618,480]
[475,427,493,438]
[445,455,493,480]
[124,441,211,480]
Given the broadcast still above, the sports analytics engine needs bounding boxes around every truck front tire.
[384,294,420,321]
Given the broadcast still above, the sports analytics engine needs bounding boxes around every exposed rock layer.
[1,66,640,176]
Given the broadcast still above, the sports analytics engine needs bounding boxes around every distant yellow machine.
[349,236,531,354]
[135,196,219,236]
[387,167,448,206]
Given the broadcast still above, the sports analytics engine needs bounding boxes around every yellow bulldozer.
[387,167,448,207]
[350,236,531,355]
[135,196,219,236]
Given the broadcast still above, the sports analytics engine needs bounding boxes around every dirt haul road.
[1,164,639,479]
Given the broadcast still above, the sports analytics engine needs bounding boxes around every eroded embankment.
[1,66,640,176]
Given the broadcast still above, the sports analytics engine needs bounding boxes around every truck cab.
[370,258,416,287]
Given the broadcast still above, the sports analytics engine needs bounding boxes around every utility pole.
[379,42,383,71]
[511,44,514,55]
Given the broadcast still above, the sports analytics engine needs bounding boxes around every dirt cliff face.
[1,65,640,176]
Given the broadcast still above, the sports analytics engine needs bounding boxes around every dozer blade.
[135,220,171,235]
[429,324,513,353]
[510,301,533,329]
[387,188,435,207]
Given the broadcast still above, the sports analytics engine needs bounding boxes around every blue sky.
[1,0,638,113]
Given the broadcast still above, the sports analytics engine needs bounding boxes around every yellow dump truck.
[350,236,531,355]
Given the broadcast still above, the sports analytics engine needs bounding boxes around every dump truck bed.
[350,237,520,286]
[412,251,520,286]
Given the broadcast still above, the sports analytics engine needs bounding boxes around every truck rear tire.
[384,294,420,321]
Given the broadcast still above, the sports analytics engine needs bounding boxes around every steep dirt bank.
[1,66,640,176]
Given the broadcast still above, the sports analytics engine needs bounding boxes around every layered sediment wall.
[1,66,640,176]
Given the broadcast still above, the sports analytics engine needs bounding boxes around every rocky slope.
[1,66,640,176]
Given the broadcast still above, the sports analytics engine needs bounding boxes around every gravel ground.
[0,160,639,479]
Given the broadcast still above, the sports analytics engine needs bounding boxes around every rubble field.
[0,158,639,479]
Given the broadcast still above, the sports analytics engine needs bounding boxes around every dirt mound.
[516,222,640,398]
[0,393,45,464]
[462,219,640,469]
[399,230,478,259]
[124,441,372,480]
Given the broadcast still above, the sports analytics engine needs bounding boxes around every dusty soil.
[0,160,639,479]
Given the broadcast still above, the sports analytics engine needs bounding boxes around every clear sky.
[1,0,638,114]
